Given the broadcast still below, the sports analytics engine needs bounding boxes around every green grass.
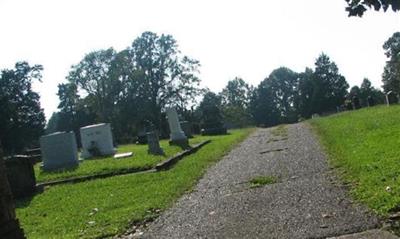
[249,176,278,188]
[17,128,254,239]
[35,137,206,183]
[310,105,400,215]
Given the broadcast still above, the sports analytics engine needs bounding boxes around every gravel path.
[140,123,383,238]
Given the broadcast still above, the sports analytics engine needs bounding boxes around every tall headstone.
[0,145,26,239]
[147,131,164,155]
[80,123,116,158]
[40,132,79,171]
[166,107,188,147]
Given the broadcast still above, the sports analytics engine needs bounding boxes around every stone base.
[148,148,165,156]
[169,138,190,149]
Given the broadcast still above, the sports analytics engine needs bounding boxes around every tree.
[312,53,349,113]
[359,78,385,105]
[123,31,202,128]
[0,62,45,154]
[220,77,253,127]
[382,32,400,96]
[267,67,299,123]
[345,0,400,17]
[198,91,225,131]
[249,79,280,127]
[67,48,121,122]
[296,68,315,118]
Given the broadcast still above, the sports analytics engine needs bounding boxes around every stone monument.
[4,155,36,199]
[0,145,26,239]
[147,131,164,155]
[166,107,188,147]
[40,132,79,171]
[80,123,116,158]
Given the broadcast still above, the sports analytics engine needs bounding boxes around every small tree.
[0,62,45,154]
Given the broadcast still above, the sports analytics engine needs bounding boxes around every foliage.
[16,129,254,239]
[0,62,45,154]
[345,0,400,17]
[198,91,225,130]
[311,105,400,215]
[382,32,400,97]
[220,77,253,127]
[312,53,349,113]
[50,31,202,142]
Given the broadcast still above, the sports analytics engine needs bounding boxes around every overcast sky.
[0,0,399,120]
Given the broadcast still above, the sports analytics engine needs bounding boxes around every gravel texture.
[139,123,382,238]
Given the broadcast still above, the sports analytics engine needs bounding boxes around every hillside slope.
[311,105,400,215]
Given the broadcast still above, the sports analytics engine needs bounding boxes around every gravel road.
[139,123,386,238]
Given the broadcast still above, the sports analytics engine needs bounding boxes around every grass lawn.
[35,137,206,183]
[310,105,400,215]
[17,128,254,239]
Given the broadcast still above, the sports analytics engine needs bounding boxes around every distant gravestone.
[166,107,188,147]
[4,155,36,199]
[147,131,164,155]
[40,132,79,171]
[180,121,193,138]
[367,96,374,107]
[0,146,26,239]
[80,123,116,159]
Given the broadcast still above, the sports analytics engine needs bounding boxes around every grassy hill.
[311,105,400,215]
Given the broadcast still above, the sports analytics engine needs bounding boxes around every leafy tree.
[267,67,299,123]
[312,53,349,114]
[198,91,225,131]
[346,0,400,17]
[296,68,315,118]
[0,62,45,154]
[220,77,253,127]
[125,32,202,127]
[249,79,280,127]
[359,78,385,105]
[67,48,121,122]
[382,32,400,96]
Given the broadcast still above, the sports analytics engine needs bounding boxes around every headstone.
[0,146,26,239]
[147,131,164,155]
[180,121,193,138]
[166,107,188,147]
[311,113,320,119]
[80,123,116,159]
[4,155,36,199]
[40,132,79,171]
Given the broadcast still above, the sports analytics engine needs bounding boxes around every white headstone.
[166,107,187,142]
[40,132,78,171]
[80,123,116,158]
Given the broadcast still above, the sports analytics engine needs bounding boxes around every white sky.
[0,0,399,121]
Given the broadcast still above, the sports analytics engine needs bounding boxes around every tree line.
[1,30,399,154]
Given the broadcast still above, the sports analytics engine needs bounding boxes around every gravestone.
[166,107,188,147]
[352,96,361,109]
[40,132,79,171]
[180,121,193,138]
[4,155,36,199]
[147,131,164,155]
[0,146,26,239]
[80,123,116,158]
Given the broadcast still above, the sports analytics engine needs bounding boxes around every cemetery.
[2,2,400,237]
